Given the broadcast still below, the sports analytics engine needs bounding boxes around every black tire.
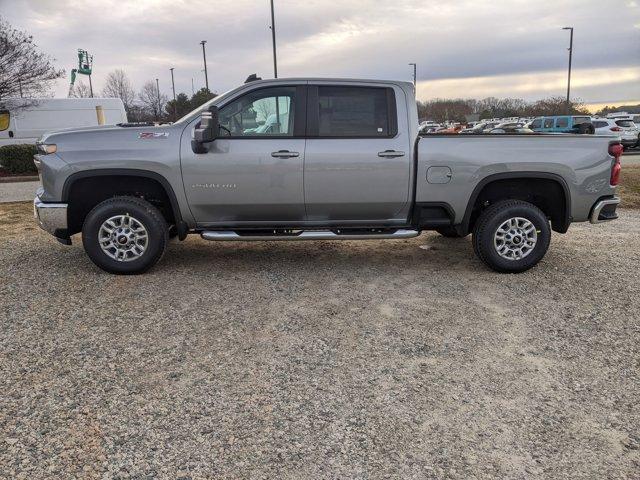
[436,226,468,238]
[472,200,550,273]
[578,123,595,134]
[82,196,169,274]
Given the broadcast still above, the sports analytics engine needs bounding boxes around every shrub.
[0,144,38,174]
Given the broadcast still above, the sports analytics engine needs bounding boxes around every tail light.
[609,143,623,185]
[610,126,622,132]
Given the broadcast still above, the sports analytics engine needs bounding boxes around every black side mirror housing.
[192,105,219,154]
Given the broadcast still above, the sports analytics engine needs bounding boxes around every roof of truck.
[242,77,414,87]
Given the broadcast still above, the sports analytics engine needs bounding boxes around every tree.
[138,80,168,121]
[0,17,64,108]
[190,88,216,109]
[165,93,192,120]
[70,80,91,98]
[102,69,135,112]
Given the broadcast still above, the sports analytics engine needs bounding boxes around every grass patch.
[619,165,640,209]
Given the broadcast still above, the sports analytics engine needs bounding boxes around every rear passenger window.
[555,117,568,128]
[317,86,394,137]
[531,118,542,129]
[543,118,554,128]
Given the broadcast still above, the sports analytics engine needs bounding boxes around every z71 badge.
[138,132,169,139]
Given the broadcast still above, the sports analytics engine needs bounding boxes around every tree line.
[70,69,215,122]
[417,97,598,123]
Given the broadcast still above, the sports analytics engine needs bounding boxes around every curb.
[0,176,39,184]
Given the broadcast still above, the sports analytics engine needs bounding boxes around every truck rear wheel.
[472,200,550,273]
[82,196,169,274]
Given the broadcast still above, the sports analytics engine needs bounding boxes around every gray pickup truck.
[33,77,622,274]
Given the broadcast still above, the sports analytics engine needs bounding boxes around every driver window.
[219,87,295,137]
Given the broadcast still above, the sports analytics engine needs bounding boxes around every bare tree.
[101,69,135,111]
[138,80,168,121]
[0,17,64,109]
[70,80,91,98]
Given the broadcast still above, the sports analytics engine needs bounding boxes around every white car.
[592,118,639,148]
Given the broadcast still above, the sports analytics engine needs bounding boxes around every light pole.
[562,27,573,114]
[191,78,195,96]
[155,78,160,121]
[270,0,278,78]
[409,63,416,89]
[170,68,177,121]
[200,40,209,91]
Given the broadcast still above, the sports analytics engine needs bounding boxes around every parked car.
[592,118,639,148]
[0,98,128,146]
[34,77,621,274]
[529,115,594,134]
[459,121,501,134]
[606,112,640,127]
[489,126,534,134]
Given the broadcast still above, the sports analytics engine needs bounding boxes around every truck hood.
[38,124,175,144]
[38,123,184,169]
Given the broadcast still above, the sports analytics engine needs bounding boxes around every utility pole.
[88,74,94,98]
[562,27,574,114]
[155,78,161,121]
[270,0,278,78]
[200,40,209,91]
[408,63,416,89]
[170,67,176,121]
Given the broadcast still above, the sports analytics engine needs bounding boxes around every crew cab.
[33,77,622,274]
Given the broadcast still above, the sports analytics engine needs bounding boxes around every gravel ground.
[0,181,39,203]
[1,202,639,479]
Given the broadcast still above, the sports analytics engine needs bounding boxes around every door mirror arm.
[192,105,219,154]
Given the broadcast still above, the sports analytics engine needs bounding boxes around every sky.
[1,0,639,110]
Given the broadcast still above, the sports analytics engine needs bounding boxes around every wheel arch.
[62,169,186,237]
[461,172,572,235]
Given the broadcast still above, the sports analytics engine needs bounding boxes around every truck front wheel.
[472,200,550,273]
[82,196,169,274]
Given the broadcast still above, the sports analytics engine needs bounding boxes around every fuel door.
[427,166,452,184]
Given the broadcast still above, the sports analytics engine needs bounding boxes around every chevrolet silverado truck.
[33,77,622,274]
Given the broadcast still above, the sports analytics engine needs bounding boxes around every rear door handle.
[271,150,299,158]
[378,150,405,158]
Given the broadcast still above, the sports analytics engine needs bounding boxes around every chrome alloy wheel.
[493,217,538,261]
[98,214,148,262]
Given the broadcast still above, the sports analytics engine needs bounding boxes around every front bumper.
[33,196,70,243]
[590,196,620,224]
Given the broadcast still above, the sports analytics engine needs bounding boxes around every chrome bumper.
[590,196,620,224]
[33,196,68,237]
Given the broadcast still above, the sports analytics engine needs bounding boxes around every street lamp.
[269,0,278,78]
[155,78,160,121]
[200,40,209,91]
[170,67,177,121]
[409,63,416,89]
[562,27,574,114]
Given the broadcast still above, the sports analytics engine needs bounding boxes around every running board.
[200,229,420,242]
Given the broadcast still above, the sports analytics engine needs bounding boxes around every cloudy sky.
[2,0,639,110]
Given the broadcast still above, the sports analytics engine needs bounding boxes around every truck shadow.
[160,233,478,275]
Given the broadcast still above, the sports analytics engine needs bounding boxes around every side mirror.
[191,105,219,154]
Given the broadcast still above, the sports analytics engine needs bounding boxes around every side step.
[200,229,420,242]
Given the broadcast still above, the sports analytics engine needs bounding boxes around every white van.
[0,98,127,146]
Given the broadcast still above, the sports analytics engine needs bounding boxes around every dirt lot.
[1,202,639,479]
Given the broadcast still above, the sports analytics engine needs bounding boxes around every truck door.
[303,84,412,223]
[180,85,307,226]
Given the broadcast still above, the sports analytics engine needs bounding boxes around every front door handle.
[378,150,405,158]
[271,150,299,158]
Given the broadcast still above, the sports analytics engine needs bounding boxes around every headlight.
[37,143,57,155]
